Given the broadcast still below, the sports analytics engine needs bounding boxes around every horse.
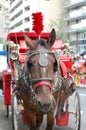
[18,29,76,130]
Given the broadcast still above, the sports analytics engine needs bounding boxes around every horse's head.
[23,29,56,113]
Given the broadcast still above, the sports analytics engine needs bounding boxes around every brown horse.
[18,29,76,130]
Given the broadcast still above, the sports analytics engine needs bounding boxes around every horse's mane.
[35,38,50,49]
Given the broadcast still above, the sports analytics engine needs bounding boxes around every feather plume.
[32,12,44,36]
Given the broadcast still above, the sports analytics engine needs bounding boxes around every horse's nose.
[37,100,53,113]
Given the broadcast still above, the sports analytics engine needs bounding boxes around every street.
[0,87,86,130]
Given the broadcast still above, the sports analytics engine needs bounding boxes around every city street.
[0,0,86,130]
[0,87,86,130]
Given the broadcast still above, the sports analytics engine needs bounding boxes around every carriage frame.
[2,32,81,130]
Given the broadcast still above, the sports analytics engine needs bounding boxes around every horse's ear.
[22,32,35,50]
[47,28,56,46]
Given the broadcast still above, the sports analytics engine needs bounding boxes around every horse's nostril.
[37,100,52,113]
[38,100,43,108]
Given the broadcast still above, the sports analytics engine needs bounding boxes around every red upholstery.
[18,40,29,64]
[59,60,67,78]
[59,54,72,73]
[18,54,27,64]
[19,40,29,53]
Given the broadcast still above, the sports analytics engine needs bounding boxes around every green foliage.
[1,41,18,47]
[48,16,67,42]
[68,40,76,45]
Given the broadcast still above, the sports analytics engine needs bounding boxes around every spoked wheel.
[12,91,19,130]
[74,91,81,130]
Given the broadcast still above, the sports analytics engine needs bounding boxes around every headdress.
[32,12,44,37]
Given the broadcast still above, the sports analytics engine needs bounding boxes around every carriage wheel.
[74,91,81,130]
[12,91,19,130]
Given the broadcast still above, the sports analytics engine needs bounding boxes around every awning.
[7,32,50,44]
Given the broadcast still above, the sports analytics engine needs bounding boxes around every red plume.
[32,12,44,36]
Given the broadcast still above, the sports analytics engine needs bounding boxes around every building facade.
[9,0,64,32]
[0,0,10,41]
[64,0,86,54]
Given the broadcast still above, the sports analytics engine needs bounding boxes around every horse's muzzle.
[37,99,53,113]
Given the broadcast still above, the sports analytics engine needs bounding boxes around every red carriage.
[2,30,81,130]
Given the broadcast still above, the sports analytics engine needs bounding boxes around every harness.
[19,48,73,106]
[52,51,71,96]
[19,48,55,103]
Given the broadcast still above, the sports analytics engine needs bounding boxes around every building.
[64,0,86,54]
[9,0,64,32]
[0,0,10,41]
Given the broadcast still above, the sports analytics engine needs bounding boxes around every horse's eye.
[27,61,33,69]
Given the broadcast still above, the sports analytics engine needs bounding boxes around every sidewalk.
[0,90,3,96]
[76,84,86,89]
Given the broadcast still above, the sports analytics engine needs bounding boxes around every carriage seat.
[58,54,73,78]
[59,60,67,78]
[18,40,29,64]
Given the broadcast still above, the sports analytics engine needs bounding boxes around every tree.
[48,15,67,42]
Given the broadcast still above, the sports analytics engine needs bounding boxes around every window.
[69,33,77,41]
[0,5,2,11]
[78,32,86,40]
[24,6,30,12]
[24,17,30,23]
[24,28,30,32]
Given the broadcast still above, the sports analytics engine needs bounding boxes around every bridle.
[20,48,55,103]
[27,48,55,89]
